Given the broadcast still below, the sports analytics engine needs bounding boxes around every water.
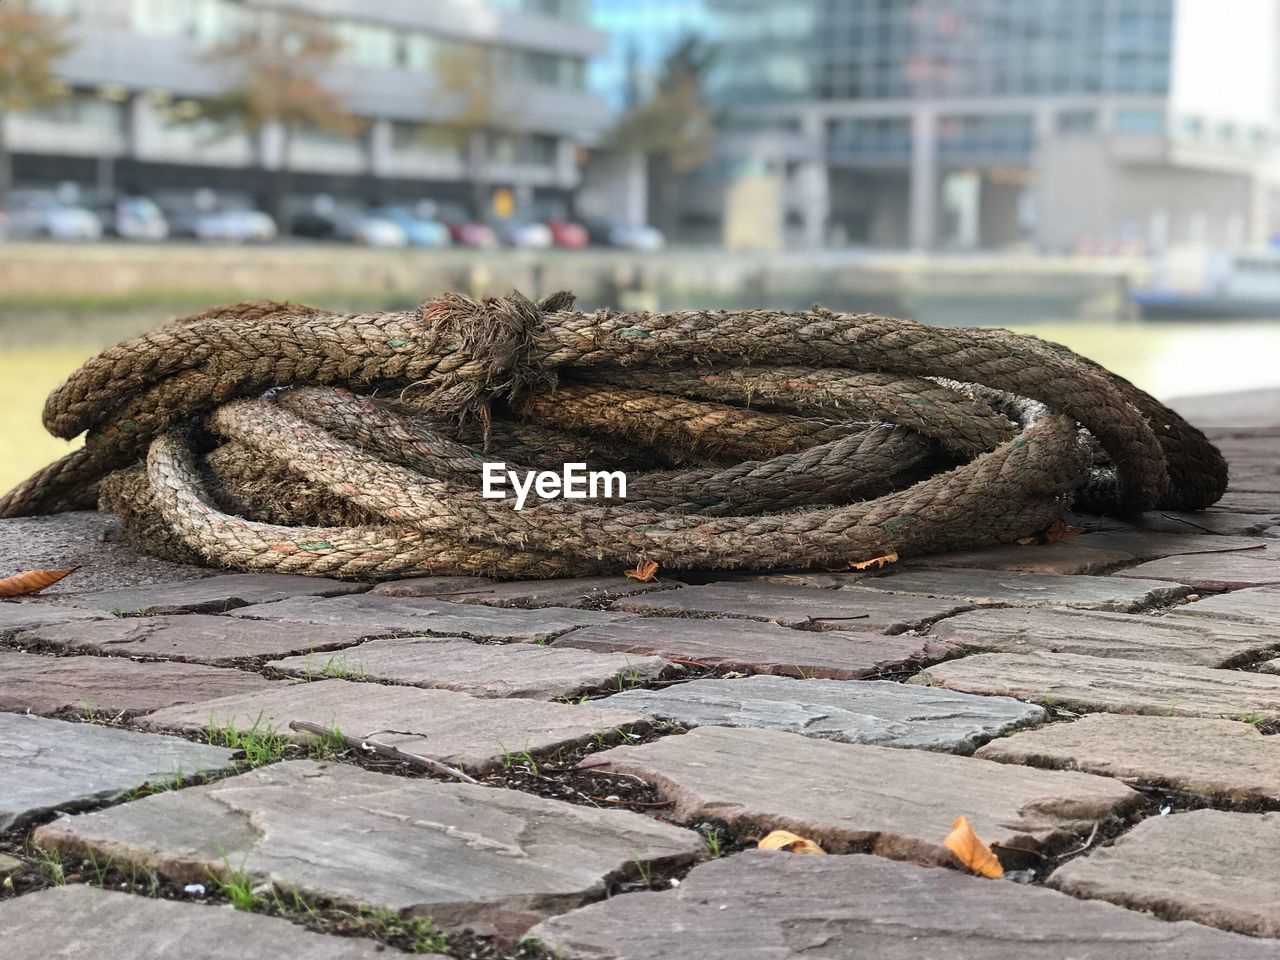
[2,317,1278,495]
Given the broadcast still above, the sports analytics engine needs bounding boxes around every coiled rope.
[0,292,1227,580]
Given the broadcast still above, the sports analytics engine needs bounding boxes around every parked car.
[492,219,553,249]
[609,222,666,252]
[367,206,451,249]
[547,218,589,249]
[6,193,103,241]
[289,198,406,247]
[167,201,277,243]
[335,208,407,248]
[439,204,497,249]
[98,196,169,241]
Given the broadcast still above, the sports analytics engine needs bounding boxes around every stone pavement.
[1,394,1279,958]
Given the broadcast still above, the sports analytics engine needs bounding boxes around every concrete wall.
[1036,135,1259,251]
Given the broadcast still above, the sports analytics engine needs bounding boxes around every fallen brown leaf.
[758,830,826,855]
[851,551,899,570]
[943,815,1003,878]
[624,560,660,582]
[1043,520,1085,543]
[0,567,77,597]
[822,551,899,573]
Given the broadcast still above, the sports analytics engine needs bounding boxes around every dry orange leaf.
[822,550,899,573]
[1043,520,1085,543]
[758,830,826,855]
[943,816,1003,878]
[0,567,77,597]
[850,551,899,571]
[624,560,660,582]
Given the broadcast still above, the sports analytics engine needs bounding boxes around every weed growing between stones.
[202,714,293,766]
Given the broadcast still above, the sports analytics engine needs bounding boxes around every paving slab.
[0,512,215,595]
[1168,585,1280,624]
[1048,810,1280,938]
[0,712,236,833]
[1083,530,1273,560]
[65,573,367,616]
[0,601,111,639]
[849,568,1187,611]
[910,538,1137,575]
[374,575,682,608]
[13,614,380,664]
[4,885,398,960]
[581,725,1138,867]
[269,637,671,699]
[1127,510,1280,536]
[552,616,958,679]
[1170,388,1280,428]
[975,714,1280,801]
[591,676,1045,753]
[0,648,283,717]
[138,679,646,773]
[1116,553,1280,590]
[32,760,704,938]
[368,575,499,597]
[720,570,871,588]
[610,582,967,632]
[231,594,627,641]
[1213,490,1280,514]
[526,849,1280,960]
[927,606,1280,667]
[913,651,1280,719]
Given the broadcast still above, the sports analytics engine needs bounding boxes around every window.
[1114,108,1165,135]
[1057,109,1097,134]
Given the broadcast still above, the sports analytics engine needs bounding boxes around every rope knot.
[416,290,573,444]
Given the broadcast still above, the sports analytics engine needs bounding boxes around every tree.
[432,43,516,220]
[0,0,74,210]
[606,37,717,238]
[204,15,359,234]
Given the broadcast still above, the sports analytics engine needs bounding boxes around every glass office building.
[708,0,1280,251]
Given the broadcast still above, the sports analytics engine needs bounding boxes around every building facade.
[10,0,609,214]
[710,0,1280,252]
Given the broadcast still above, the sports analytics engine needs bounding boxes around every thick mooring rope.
[0,292,1227,580]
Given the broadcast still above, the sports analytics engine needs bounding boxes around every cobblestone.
[32,760,703,938]
[581,725,1138,866]
[913,651,1280,718]
[592,675,1045,752]
[138,679,646,773]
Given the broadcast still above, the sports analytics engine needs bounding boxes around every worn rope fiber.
[0,291,1227,580]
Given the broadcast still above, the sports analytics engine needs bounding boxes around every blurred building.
[710,0,1280,252]
[589,0,714,108]
[10,0,608,213]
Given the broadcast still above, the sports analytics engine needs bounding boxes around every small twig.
[1061,821,1101,858]
[667,658,714,669]
[288,721,480,785]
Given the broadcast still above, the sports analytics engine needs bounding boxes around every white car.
[190,209,278,243]
[347,216,407,248]
[610,223,666,252]
[6,194,103,241]
[110,197,169,241]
